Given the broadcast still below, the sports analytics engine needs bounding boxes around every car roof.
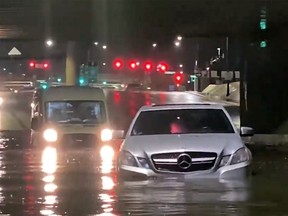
[40,86,106,101]
[139,103,225,112]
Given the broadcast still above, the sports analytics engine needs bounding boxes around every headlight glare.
[43,129,58,142]
[119,151,138,167]
[231,147,250,165]
[219,155,231,167]
[101,129,113,142]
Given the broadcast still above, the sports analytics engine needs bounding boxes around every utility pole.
[226,37,230,97]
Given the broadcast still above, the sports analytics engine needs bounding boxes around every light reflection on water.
[0,146,287,215]
[116,178,250,215]
[40,147,58,216]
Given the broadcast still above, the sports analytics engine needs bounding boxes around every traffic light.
[40,82,48,90]
[57,78,62,82]
[157,63,168,73]
[190,75,197,82]
[43,63,49,70]
[174,72,184,86]
[260,40,267,48]
[113,59,124,70]
[79,77,85,86]
[43,63,49,69]
[144,62,153,72]
[128,61,137,70]
[29,61,35,68]
[260,19,267,30]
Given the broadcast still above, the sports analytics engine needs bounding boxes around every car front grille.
[60,134,98,149]
[151,152,217,173]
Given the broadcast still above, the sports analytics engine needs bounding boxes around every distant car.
[118,103,253,179]
[125,83,145,91]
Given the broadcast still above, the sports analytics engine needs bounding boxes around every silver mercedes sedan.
[117,103,253,180]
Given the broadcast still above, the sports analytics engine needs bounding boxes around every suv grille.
[151,152,217,173]
[60,134,98,148]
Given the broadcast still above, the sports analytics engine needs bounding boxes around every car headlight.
[230,147,251,165]
[137,157,150,169]
[43,129,58,142]
[119,151,138,167]
[100,145,115,161]
[0,97,3,106]
[101,129,113,142]
[219,155,231,167]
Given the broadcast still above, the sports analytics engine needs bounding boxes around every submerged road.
[0,90,286,215]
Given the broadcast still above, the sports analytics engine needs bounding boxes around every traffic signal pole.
[65,41,77,86]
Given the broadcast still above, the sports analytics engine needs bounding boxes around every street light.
[102,45,107,50]
[103,62,106,66]
[46,39,54,47]
[177,35,182,41]
[179,64,183,68]
[174,41,181,47]
[94,42,99,46]
[152,43,157,48]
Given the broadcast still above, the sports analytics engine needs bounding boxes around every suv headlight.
[101,129,113,142]
[119,151,138,167]
[230,147,251,165]
[43,129,58,142]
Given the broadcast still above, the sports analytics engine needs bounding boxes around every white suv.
[118,103,253,179]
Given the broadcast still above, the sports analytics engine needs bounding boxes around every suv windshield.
[46,101,106,125]
[131,109,235,135]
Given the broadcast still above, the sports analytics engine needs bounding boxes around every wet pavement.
[0,90,287,215]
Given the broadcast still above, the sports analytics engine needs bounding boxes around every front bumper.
[118,161,251,180]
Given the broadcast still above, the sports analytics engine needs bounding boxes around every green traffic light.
[190,75,197,82]
[260,40,267,48]
[57,78,62,82]
[260,19,267,30]
[42,84,48,90]
[79,78,85,85]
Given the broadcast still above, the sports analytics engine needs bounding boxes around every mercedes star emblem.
[177,153,192,169]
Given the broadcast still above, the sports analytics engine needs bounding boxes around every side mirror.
[240,127,254,137]
[113,130,125,139]
[31,117,40,131]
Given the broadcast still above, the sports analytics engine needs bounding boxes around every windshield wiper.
[58,118,82,124]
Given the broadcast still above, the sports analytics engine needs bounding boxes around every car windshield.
[131,109,235,136]
[46,101,106,125]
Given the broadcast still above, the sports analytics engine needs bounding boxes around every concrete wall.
[201,82,240,104]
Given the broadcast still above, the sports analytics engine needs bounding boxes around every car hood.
[123,134,243,157]
[45,124,105,135]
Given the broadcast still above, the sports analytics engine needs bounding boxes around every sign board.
[8,47,21,56]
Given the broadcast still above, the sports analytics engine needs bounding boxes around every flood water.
[0,142,287,216]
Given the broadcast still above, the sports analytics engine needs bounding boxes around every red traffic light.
[113,59,124,70]
[29,61,35,68]
[144,62,153,71]
[128,61,138,70]
[174,72,184,84]
[43,63,49,69]
[160,65,167,71]
[157,63,168,72]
